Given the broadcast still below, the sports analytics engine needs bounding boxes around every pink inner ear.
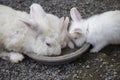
[70,7,82,21]
[30,6,34,19]
[58,17,68,42]
[59,17,65,32]
[30,4,39,21]
[30,3,46,21]
[64,17,69,30]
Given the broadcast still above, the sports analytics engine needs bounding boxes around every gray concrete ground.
[0,0,120,80]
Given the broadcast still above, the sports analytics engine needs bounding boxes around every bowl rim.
[25,43,90,65]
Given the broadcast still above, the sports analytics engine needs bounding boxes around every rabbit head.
[20,3,74,55]
[29,35,61,56]
[29,3,74,49]
[69,7,88,47]
[18,3,62,55]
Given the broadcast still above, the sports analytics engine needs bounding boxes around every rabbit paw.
[0,52,24,63]
[90,44,105,53]
[9,52,24,63]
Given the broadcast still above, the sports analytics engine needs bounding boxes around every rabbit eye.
[46,42,51,47]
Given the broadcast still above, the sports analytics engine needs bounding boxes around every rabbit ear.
[59,17,69,32]
[64,17,69,33]
[59,17,69,41]
[58,17,65,41]
[18,17,41,32]
[18,16,36,27]
[30,3,46,21]
[59,17,65,31]
[70,7,82,21]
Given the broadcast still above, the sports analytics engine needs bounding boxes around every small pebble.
[86,65,90,69]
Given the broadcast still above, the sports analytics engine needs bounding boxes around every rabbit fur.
[0,4,69,63]
[27,3,74,49]
[69,7,120,52]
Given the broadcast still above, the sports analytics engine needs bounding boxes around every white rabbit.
[21,3,74,49]
[69,7,120,52]
[0,4,62,63]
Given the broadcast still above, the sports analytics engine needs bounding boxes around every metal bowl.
[25,43,90,65]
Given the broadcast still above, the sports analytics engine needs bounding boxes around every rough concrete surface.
[0,0,120,80]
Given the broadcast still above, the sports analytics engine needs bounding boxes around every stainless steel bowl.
[25,43,90,65]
